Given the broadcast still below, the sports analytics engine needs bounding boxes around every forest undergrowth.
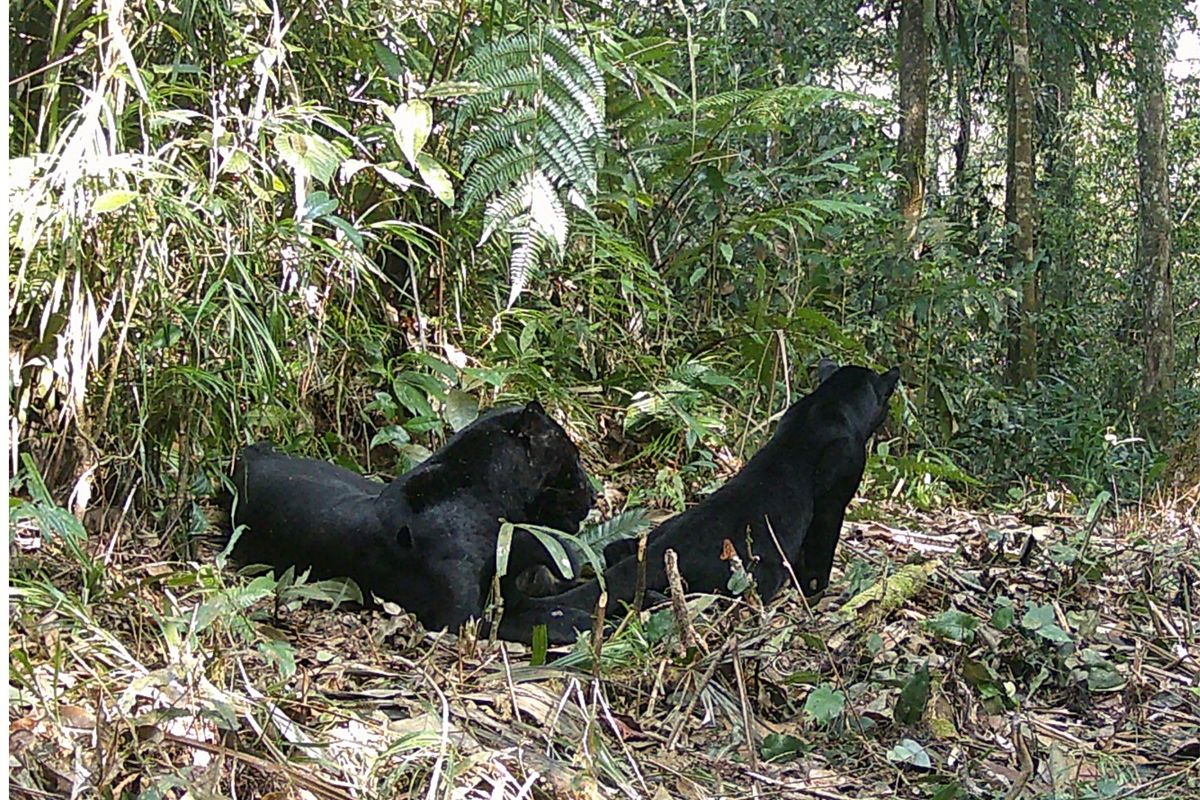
[9,467,1200,799]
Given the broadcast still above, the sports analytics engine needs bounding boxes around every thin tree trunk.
[897,0,930,241]
[1134,11,1174,435]
[952,68,972,232]
[1040,6,1077,368]
[1005,0,1036,385]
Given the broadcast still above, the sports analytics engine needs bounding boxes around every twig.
[1002,717,1033,800]
[633,532,649,614]
[591,590,608,680]
[665,636,738,750]
[1107,758,1200,799]
[665,548,698,657]
[500,644,522,724]
[741,772,862,800]
[731,640,760,775]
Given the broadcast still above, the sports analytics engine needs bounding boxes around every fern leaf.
[525,170,568,252]
[480,180,529,245]
[543,27,606,102]
[458,24,606,304]
[540,54,604,136]
[507,224,547,307]
[460,146,535,212]
[462,33,535,79]
[462,107,537,170]
[541,94,598,175]
[536,129,595,198]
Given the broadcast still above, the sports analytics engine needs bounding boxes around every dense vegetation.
[11,0,1198,513]
[8,0,1199,797]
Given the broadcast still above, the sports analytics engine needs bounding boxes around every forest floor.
[9,488,1200,799]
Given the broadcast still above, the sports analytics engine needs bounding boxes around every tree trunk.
[1134,11,1174,436]
[1005,0,1037,386]
[952,67,972,230]
[897,0,930,242]
[1039,4,1077,369]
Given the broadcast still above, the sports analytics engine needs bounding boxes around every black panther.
[498,363,899,645]
[226,401,594,631]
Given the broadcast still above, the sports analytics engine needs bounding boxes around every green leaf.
[425,80,486,99]
[803,684,845,724]
[390,100,432,168]
[416,152,455,206]
[578,508,652,556]
[894,663,931,725]
[926,609,979,644]
[495,522,514,577]
[92,190,138,213]
[1082,650,1124,691]
[275,132,344,184]
[520,524,576,581]
[886,738,932,769]
[369,425,411,450]
[530,625,549,666]
[373,40,402,80]
[323,215,364,251]
[219,149,252,175]
[1021,603,1073,643]
[257,639,296,679]
[283,577,363,608]
[727,566,753,596]
[1085,491,1112,525]
[374,163,417,191]
[299,190,339,221]
[395,443,432,470]
[929,783,964,800]
[991,597,1015,630]
[444,389,479,432]
[760,733,805,763]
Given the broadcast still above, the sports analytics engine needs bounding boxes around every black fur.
[227,401,594,631]
[498,364,899,645]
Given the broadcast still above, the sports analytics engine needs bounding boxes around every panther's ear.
[876,367,900,400]
[396,524,413,549]
[516,400,549,440]
[816,358,839,383]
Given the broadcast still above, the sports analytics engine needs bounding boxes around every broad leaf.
[803,684,845,724]
[887,738,932,769]
[390,100,432,167]
[926,609,979,644]
[894,663,931,725]
[444,389,479,432]
[92,190,138,213]
[416,153,455,206]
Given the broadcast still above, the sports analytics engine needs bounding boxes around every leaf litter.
[8,490,1200,799]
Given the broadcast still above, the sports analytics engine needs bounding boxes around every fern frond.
[540,54,604,136]
[457,65,543,126]
[480,169,567,255]
[462,107,537,170]
[543,27,606,101]
[535,129,595,197]
[507,224,549,307]
[525,170,567,252]
[540,94,599,176]
[460,146,535,212]
[462,33,536,79]
[458,24,606,304]
[480,180,529,245]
